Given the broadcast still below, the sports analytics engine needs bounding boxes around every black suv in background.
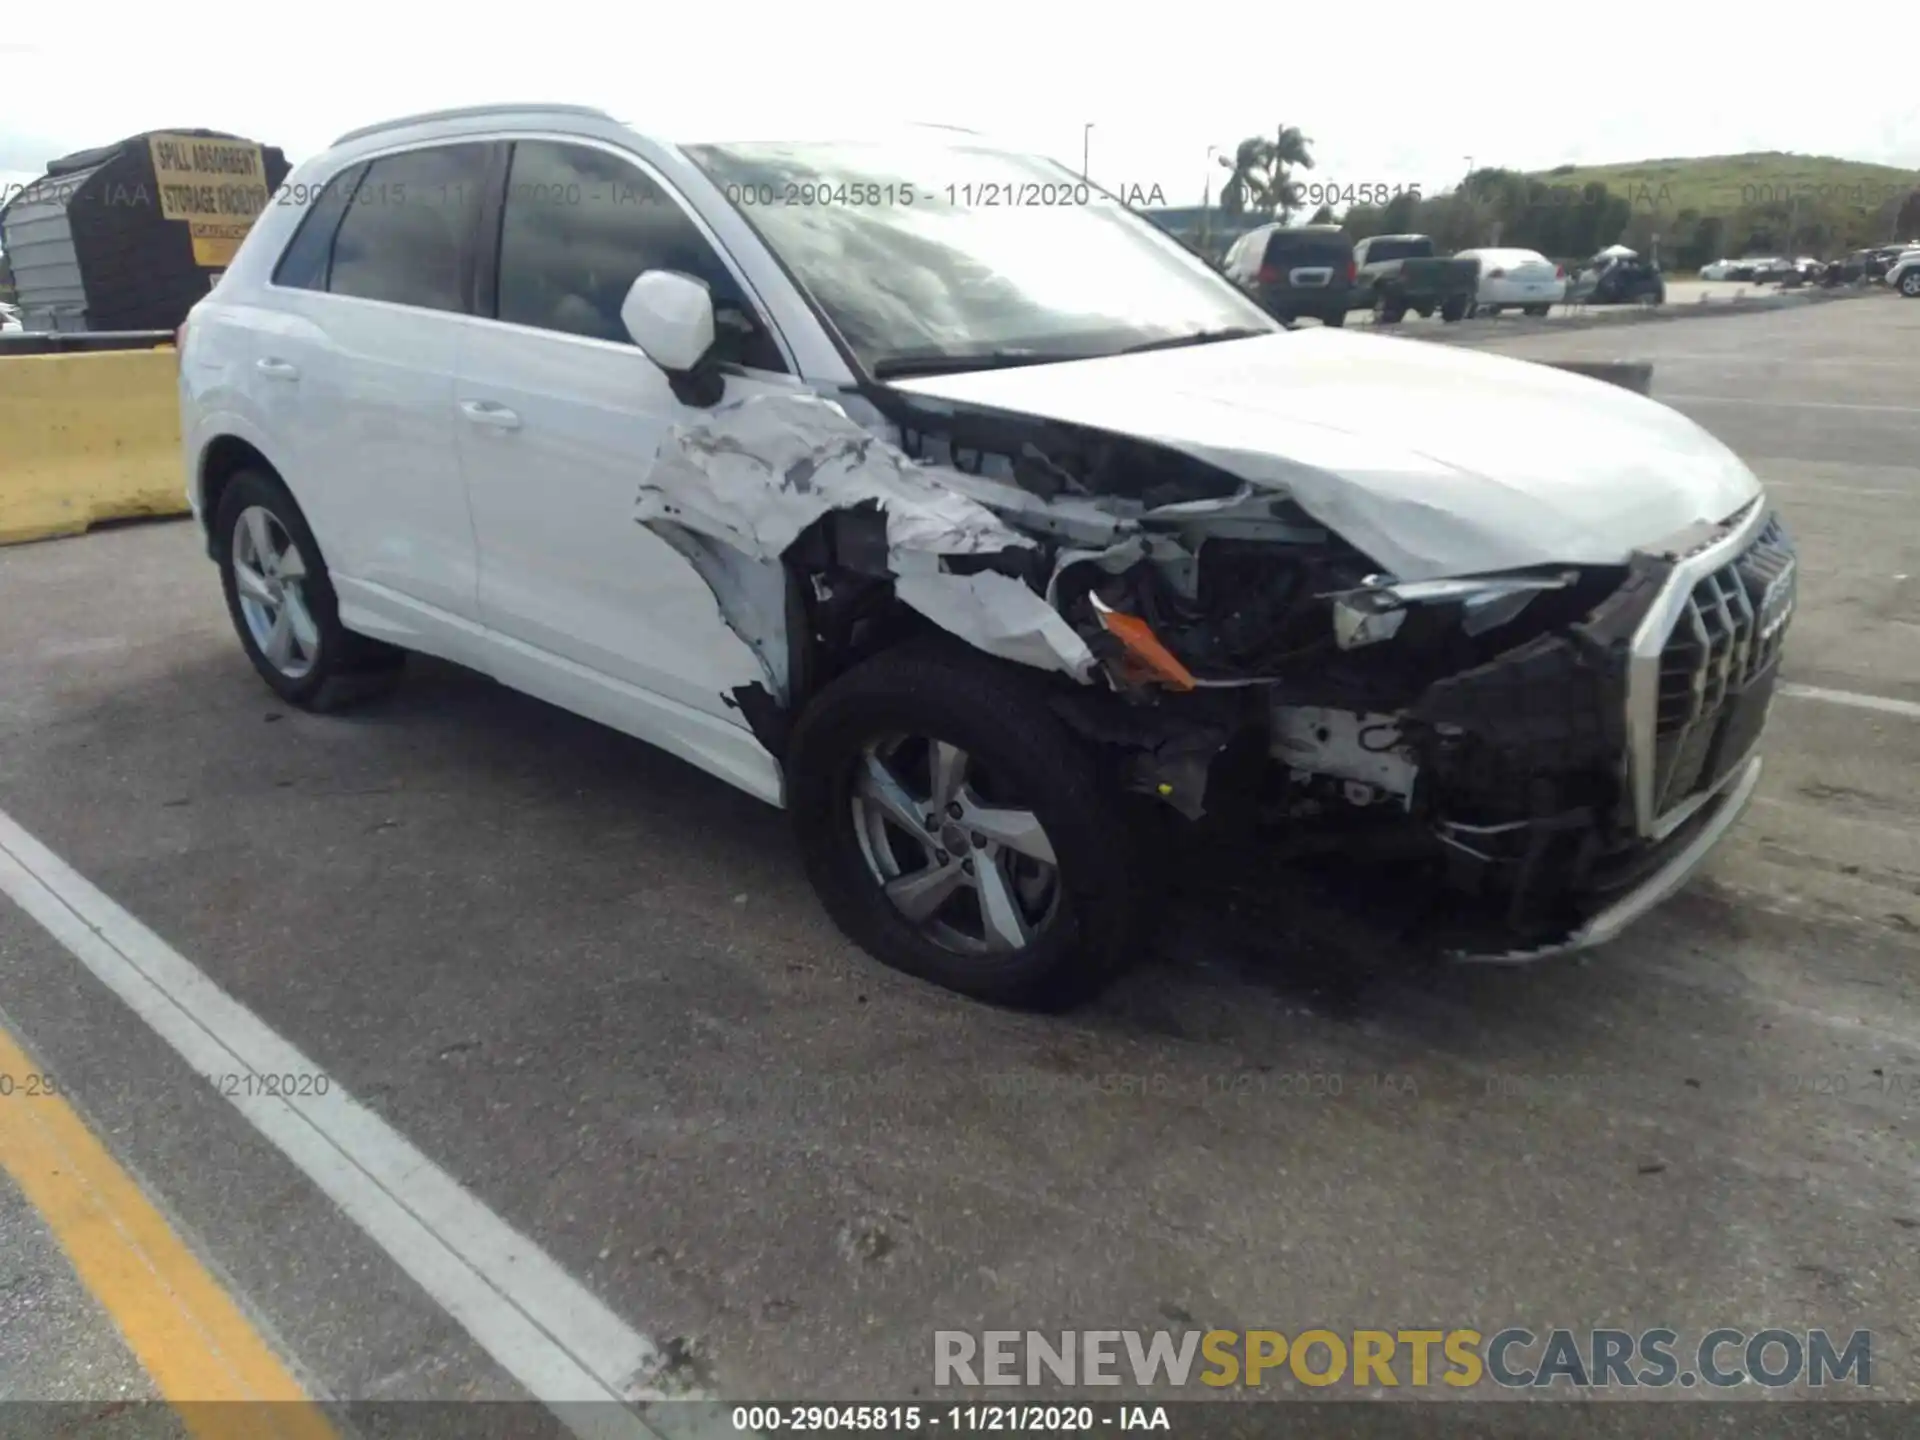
[1223,223,1354,326]
[1569,252,1667,305]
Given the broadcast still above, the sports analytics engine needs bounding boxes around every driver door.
[453,137,803,727]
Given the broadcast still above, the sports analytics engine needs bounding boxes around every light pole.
[1463,155,1474,187]
[1081,123,1095,181]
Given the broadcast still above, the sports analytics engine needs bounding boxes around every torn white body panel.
[891,328,1762,582]
[638,391,1097,699]
[645,523,793,699]
[639,392,1028,559]
[893,563,1097,681]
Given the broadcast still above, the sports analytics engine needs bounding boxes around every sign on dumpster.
[147,134,270,266]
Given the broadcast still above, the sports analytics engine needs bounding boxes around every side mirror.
[619,270,715,374]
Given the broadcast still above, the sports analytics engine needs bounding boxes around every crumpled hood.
[890,328,1762,581]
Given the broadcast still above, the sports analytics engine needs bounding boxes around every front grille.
[1650,515,1795,814]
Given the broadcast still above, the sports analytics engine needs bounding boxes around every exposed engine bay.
[636,385,1792,957]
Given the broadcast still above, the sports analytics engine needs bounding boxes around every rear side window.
[327,144,490,313]
[493,140,787,372]
[272,164,367,291]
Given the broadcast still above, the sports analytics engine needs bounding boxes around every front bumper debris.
[1449,752,1762,962]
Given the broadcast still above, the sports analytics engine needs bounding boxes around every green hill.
[1529,152,1919,218]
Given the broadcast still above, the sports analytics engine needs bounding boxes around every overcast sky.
[4,8,1918,204]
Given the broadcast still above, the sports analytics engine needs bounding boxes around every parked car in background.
[1349,234,1479,324]
[1824,253,1868,285]
[1456,247,1565,316]
[1567,250,1666,305]
[1698,258,1738,280]
[176,106,1796,1005]
[0,303,22,332]
[1223,223,1354,327]
[1750,256,1795,283]
[1867,245,1915,282]
[1886,247,1920,297]
[1717,256,1784,282]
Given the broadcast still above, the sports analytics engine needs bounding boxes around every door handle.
[458,399,522,431]
[256,358,299,380]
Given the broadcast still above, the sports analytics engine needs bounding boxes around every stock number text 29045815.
[721,181,1102,209]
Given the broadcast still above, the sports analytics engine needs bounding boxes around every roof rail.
[333,103,613,146]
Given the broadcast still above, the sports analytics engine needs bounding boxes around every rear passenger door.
[266,141,494,640]
[454,137,803,724]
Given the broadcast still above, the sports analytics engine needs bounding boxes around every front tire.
[1439,296,1467,322]
[785,643,1142,1009]
[214,468,403,710]
[1901,269,1920,297]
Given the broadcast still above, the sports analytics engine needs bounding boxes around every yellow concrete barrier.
[0,348,185,546]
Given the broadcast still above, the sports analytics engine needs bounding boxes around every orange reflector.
[1097,609,1197,692]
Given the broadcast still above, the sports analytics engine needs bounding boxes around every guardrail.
[1,342,186,546]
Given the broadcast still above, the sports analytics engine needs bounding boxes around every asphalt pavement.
[0,293,1916,1429]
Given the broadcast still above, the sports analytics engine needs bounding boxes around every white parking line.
[1779,683,1920,720]
[1630,354,1877,367]
[0,805,679,1440]
[1660,394,1920,415]
[1764,481,1910,498]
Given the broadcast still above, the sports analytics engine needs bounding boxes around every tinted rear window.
[1263,232,1350,267]
[272,164,367,291]
[1364,238,1432,263]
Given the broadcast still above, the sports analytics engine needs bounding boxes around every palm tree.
[1217,126,1316,220]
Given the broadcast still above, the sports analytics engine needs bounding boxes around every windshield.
[684,138,1277,373]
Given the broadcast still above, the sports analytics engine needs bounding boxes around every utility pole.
[1202,144,1220,252]
[1081,123,1094,182]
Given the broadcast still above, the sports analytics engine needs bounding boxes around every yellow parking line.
[0,1022,337,1440]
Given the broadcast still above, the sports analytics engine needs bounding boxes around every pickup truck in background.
[1349,234,1480,324]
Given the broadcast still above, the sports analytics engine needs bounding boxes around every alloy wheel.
[231,505,320,679]
[850,735,1061,955]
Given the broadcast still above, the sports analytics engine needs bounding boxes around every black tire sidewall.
[785,644,1140,1009]
[214,469,351,705]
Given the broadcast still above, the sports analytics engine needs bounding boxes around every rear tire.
[785,642,1142,1009]
[1374,293,1406,324]
[1522,303,1550,317]
[214,468,403,711]
[1321,308,1347,328]
[1439,296,1467,322]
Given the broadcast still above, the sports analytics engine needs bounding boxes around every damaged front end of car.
[638,386,1795,961]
